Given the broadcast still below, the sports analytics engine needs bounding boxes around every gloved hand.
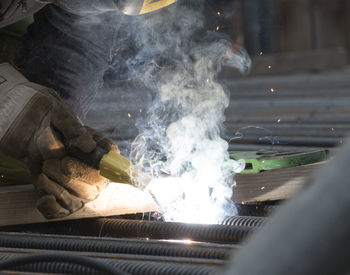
[0,63,119,219]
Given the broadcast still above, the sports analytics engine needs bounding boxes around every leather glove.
[0,63,119,219]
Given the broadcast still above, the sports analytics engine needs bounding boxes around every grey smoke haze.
[121,2,251,223]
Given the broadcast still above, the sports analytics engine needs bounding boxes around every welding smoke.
[127,2,250,224]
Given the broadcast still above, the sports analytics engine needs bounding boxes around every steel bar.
[0,252,219,275]
[224,125,349,138]
[0,247,227,266]
[228,88,350,98]
[228,136,340,147]
[0,253,120,275]
[222,72,350,89]
[1,219,253,244]
[80,219,253,244]
[228,143,331,153]
[221,216,266,227]
[224,113,350,124]
[0,232,236,260]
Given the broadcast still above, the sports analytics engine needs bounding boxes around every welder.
[0,0,177,219]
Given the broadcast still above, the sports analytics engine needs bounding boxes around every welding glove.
[0,63,119,219]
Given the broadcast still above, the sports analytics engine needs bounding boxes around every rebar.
[220,216,266,227]
[1,219,254,244]
[0,253,219,275]
[0,232,236,260]
[85,219,253,244]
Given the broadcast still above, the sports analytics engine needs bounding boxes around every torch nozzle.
[99,151,146,188]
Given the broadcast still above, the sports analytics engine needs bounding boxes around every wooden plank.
[0,183,158,227]
[232,161,327,203]
[0,161,328,226]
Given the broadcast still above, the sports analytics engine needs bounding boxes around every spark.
[267,65,272,69]
[277,119,281,123]
[261,186,265,190]
[259,52,263,56]
[184,239,193,244]
[163,239,193,245]
[270,88,275,93]
[140,109,142,113]
[216,26,220,31]
[128,113,131,118]
[331,128,335,132]
[217,11,221,16]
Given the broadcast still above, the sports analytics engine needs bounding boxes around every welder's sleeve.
[17,4,122,120]
[0,63,119,219]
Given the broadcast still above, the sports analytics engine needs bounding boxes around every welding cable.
[0,232,234,260]
[220,216,266,227]
[83,218,253,244]
[0,253,126,275]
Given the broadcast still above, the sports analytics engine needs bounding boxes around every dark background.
[207,0,350,75]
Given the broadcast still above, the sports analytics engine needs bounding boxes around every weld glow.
[145,138,245,224]
[146,175,235,224]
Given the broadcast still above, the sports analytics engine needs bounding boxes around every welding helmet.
[116,0,177,15]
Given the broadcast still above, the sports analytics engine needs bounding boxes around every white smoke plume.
[127,2,250,224]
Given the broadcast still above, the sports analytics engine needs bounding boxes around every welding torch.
[68,145,137,185]
[68,145,164,210]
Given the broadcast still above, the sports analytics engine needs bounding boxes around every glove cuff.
[0,63,37,141]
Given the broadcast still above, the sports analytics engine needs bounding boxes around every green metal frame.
[230,150,328,174]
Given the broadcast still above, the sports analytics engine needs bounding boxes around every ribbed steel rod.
[0,253,219,275]
[81,219,253,244]
[0,253,121,275]
[0,247,226,267]
[221,216,266,227]
[0,232,236,260]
